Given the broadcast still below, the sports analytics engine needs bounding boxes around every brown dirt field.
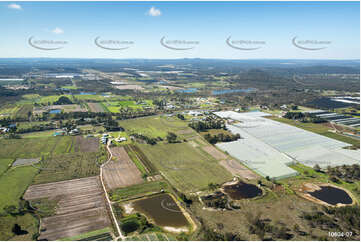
[87,102,105,113]
[74,136,99,153]
[220,160,259,180]
[23,176,111,240]
[103,147,143,190]
[202,145,227,160]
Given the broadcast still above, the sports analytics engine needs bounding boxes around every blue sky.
[1,1,359,59]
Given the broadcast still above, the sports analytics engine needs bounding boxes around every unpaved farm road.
[100,140,125,240]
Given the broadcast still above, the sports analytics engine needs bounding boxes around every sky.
[0,1,359,59]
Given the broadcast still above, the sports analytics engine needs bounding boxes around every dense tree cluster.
[53,96,73,105]
[130,133,158,145]
[326,164,360,183]
[204,132,240,144]
[284,112,326,123]
[188,118,225,132]
[166,132,179,143]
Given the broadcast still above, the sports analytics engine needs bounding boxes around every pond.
[176,88,198,93]
[132,193,189,228]
[308,186,353,205]
[79,92,96,95]
[223,181,262,200]
[212,88,256,95]
[49,109,61,114]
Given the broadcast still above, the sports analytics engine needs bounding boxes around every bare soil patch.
[202,145,227,160]
[103,147,143,190]
[74,136,99,153]
[12,158,40,167]
[220,159,259,180]
[23,176,111,240]
[87,102,105,112]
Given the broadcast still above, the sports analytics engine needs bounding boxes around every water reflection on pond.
[132,193,189,228]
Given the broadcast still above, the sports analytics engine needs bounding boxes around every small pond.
[223,181,262,200]
[308,186,353,205]
[49,109,61,114]
[79,92,96,95]
[176,88,198,93]
[132,193,189,228]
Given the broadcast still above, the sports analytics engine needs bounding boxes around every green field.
[0,136,73,159]
[119,115,196,139]
[0,159,13,176]
[32,152,100,184]
[110,181,168,201]
[0,105,19,117]
[138,142,232,193]
[13,104,33,118]
[0,166,38,212]
[61,85,78,90]
[0,136,76,210]
[125,232,176,241]
[60,227,112,241]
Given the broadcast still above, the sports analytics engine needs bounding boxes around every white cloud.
[147,6,161,17]
[8,3,22,10]
[52,27,64,35]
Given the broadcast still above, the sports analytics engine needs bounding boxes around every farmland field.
[87,102,107,112]
[74,136,99,153]
[119,115,196,139]
[14,104,33,118]
[0,166,38,212]
[60,227,112,241]
[0,136,73,159]
[0,105,19,117]
[32,151,100,184]
[0,159,13,176]
[138,142,232,193]
[103,147,143,190]
[24,176,111,240]
[109,181,168,201]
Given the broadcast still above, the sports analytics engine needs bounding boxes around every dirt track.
[202,145,227,160]
[103,146,143,190]
[220,159,259,180]
[24,176,111,240]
